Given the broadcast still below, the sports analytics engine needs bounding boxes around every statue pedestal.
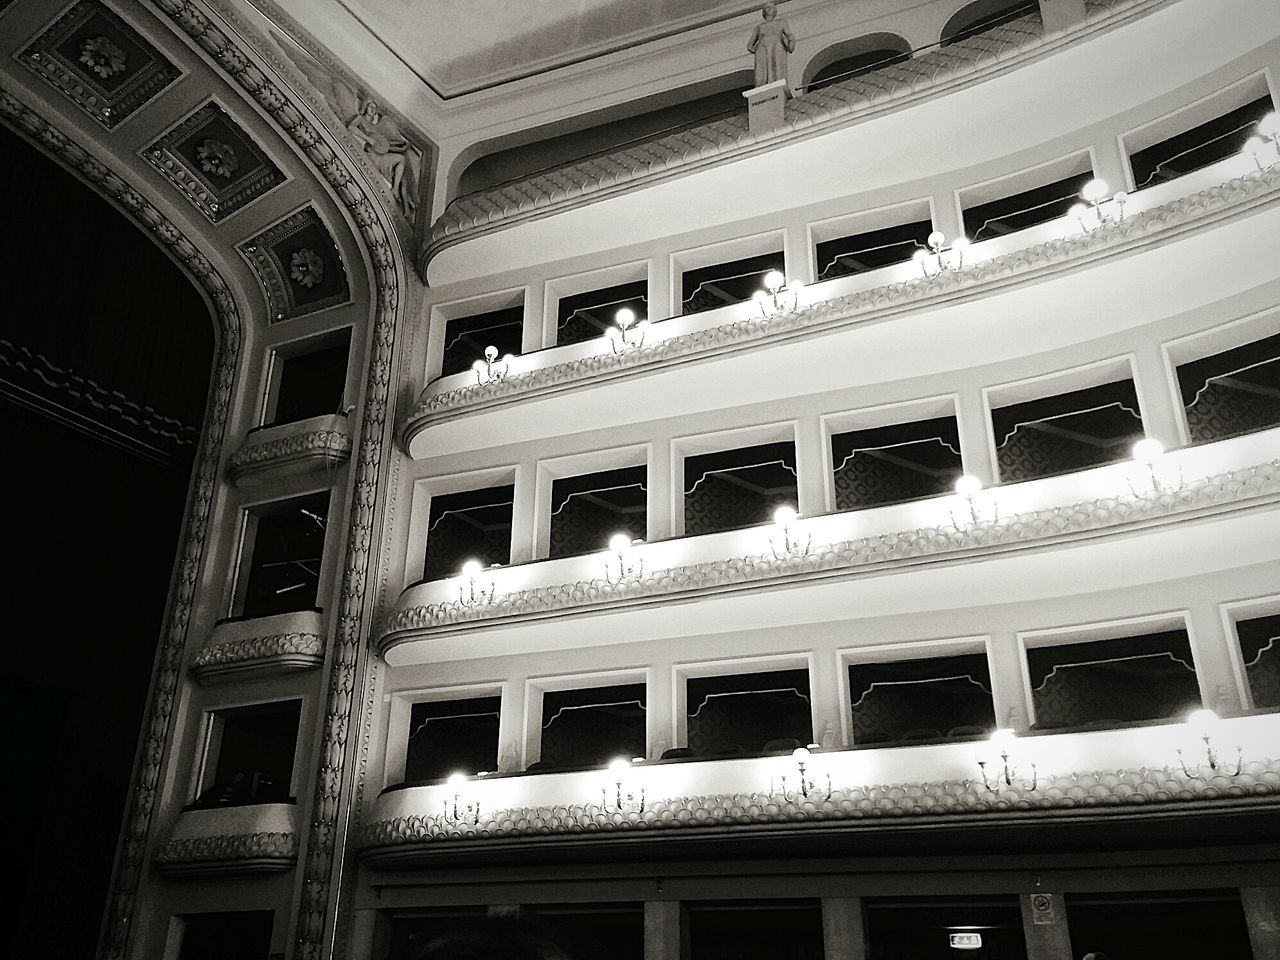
[743,79,791,136]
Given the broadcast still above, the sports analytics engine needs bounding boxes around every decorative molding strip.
[422,0,1162,264]
[405,165,1280,443]
[155,830,298,876]
[227,428,352,482]
[381,458,1280,645]
[190,631,324,682]
[0,83,242,960]
[140,5,405,960]
[360,759,1280,860]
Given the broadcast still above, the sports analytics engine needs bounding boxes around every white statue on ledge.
[747,2,796,88]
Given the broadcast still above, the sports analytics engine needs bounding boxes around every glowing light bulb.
[484,345,498,362]
[753,289,769,303]
[989,728,1017,749]
[773,505,798,527]
[791,746,811,760]
[1259,112,1280,138]
[1132,437,1164,465]
[1081,177,1109,203]
[460,559,482,577]
[950,236,970,253]
[912,248,929,262]
[501,353,516,367]
[607,757,632,776]
[954,475,983,497]
[615,307,636,329]
[763,269,786,292]
[608,533,633,554]
[927,230,946,250]
[1186,708,1219,736]
[446,772,468,787]
[471,359,486,373]
[1069,202,1088,220]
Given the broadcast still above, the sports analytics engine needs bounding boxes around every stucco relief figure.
[747,3,795,88]
[279,38,422,222]
[347,100,419,221]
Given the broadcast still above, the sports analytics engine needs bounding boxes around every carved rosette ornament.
[359,760,1280,861]
[78,37,127,79]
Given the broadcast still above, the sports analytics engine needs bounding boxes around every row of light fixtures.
[436,707,1246,826]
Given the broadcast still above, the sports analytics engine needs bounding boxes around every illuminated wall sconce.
[472,344,514,385]
[1128,437,1182,496]
[599,756,646,814]
[1069,177,1127,231]
[976,729,1037,790]
[772,745,831,803]
[753,270,804,318]
[769,505,811,559]
[604,532,644,584]
[441,772,482,826]
[457,558,496,606]
[1244,112,1280,170]
[1177,708,1243,779]
[913,231,969,279]
[950,475,997,528]
[607,307,650,354]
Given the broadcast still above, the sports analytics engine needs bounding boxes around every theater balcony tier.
[405,159,1280,460]
[155,802,299,878]
[423,0,1278,285]
[379,428,1280,664]
[227,412,352,485]
[191,609,325,683]
[423,0,1152,275]
[359,713,1280,867]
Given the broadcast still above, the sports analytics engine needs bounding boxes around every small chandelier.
[1177,709,1243,779]
[457,558,496,606]
[472,344,514,385]
[608,307,650,354]
[769,505,810,559]
[976,729,1037,791]
[950,474,997,528]
[912,231,969,279]
[441,772,482,826]
[599,757,646,814]
[1244,111,1280,170]
[1128,437,1182,496]
[772,745,831,803]
[604,532,644,584]
[1069,177,1127,232]
[753,270,804,318]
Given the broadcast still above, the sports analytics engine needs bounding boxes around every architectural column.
[1185,603,1247,715]
[647,438,675,541]
[1019,894,1073,960]
[648,254,675,322]
[510,460,538,563]
[955,388,999,486]
[784,221,815,286]
[1243,887,1280,960]
[1131,341,1186,450]
[645,901,686,960]
[822,898,868,960]
[1038,0,1087,36]
[932,187,966,244]
[810,649,847,749]
[523,281,548,352]
[987,631,1032,732]
[498,679,528,773]
[796,415,830,517]
[646,661,676,758]
[1090,129,1133,193]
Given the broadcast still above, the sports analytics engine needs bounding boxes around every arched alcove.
[802,32,912,92]
[455,70,755,198]
[940,0,1032,46]
[0,121,216,960]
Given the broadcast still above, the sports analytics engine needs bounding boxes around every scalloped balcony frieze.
[191,609,325,683]
[380,452,1280,654]
[422,0,1160,267]
[155,802,299,877]
[360,711,1280,864]
[227,412,352,485]
[404,165,1280,449]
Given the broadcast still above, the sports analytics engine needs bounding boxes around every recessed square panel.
[145,102,285,222]
[239,208,350,321]
[19,0,181,128]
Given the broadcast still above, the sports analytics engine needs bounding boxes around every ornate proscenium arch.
[0,82,244,957]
